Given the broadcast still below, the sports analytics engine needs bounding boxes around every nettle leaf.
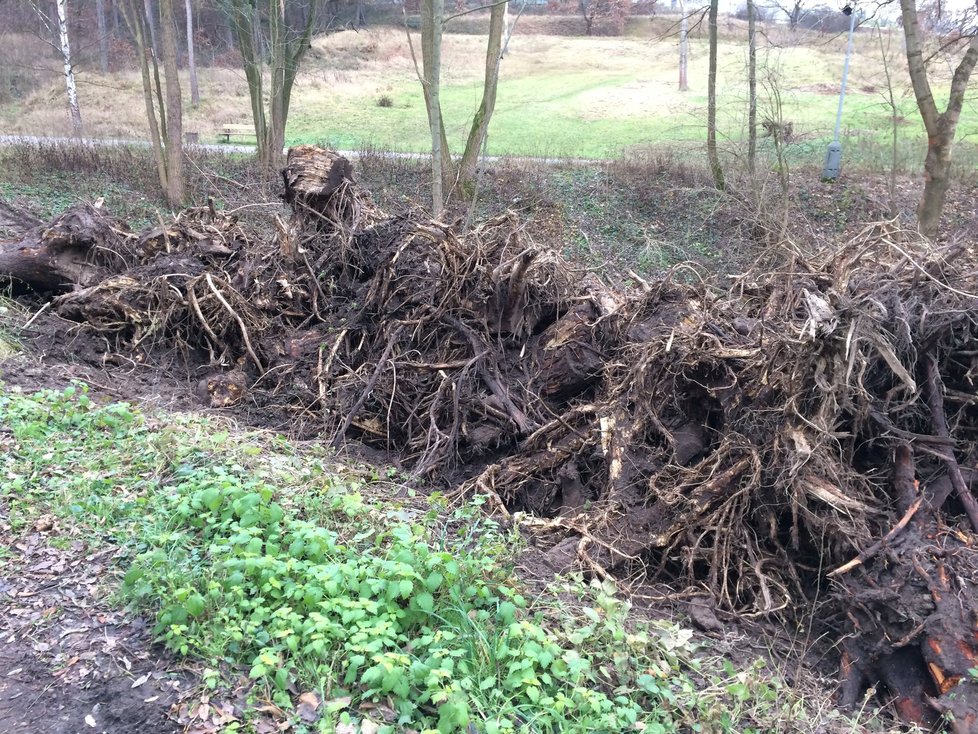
[200,487,223,512]
[414,592,434,613]
[185,594,206,617]
[497,601,516,625]
[425,571,444,592]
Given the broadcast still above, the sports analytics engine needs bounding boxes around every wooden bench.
[219,124,253,143]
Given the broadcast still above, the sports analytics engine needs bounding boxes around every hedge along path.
[2,145,978,730]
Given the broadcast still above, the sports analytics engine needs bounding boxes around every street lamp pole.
[822,3,857,181]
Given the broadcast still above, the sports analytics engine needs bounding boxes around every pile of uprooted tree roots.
[2,146,977,728]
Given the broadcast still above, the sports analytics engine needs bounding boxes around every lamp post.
[822,3,857,181]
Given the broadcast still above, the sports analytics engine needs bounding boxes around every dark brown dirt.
[0,530,188,734]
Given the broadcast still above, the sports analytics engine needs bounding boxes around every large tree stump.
[282,146,354,215]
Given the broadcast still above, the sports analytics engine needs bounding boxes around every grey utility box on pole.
[821,4,857,181]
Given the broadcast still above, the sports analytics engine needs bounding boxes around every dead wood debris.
[3,147,978,729]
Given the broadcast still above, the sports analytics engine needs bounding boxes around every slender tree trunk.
[228,1,268,161]
[678,0,688,92]
[96,0,110,73]
[266,0,287,171]
[56,0,83,136]
[144,0,159,55]
[706,0,724,189]
[457,0,506,191]
[121,0,169,197]
[421,0,446,214]
[185,0,199,106]
[899,0,978,238]
[159,0,184,206]
[747,0,756,174]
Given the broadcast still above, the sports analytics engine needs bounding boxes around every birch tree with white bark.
[28,0,83,135]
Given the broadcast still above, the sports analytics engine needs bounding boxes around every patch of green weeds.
[0,385,859,733]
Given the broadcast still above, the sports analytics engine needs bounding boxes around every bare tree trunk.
[159,0,184,206]
[747,0,756,174]
[267,0,287,171]
[56,0,83,136]
[899,0,978,238]
[421,0,447,214]
[185,0,199,106]
[457,0,506,191]
[226,0,318,172]
[678,0,688,92]
[96,0,110,73]
[706,0,724,189]
[144,0,159,55]
[120,0,169,199]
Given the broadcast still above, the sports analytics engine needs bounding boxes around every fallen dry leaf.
[296,691,321,723]
[33,515,56,532]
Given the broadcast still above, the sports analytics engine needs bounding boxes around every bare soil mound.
[3,146,977,730]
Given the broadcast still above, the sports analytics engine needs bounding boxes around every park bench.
[219,123,253,143]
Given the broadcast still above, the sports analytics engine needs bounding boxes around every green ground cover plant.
[0,384,854,733]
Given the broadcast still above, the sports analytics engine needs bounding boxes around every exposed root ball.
[7,147,978,729]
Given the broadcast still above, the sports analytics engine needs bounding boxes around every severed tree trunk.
[56,0,83,136]
[0,204,126,293]
[706,0,724,189]
[457,0,507,193]
[899,0,978,239]
[678,0,688,92]
[96,0,110,73]
[159,0,184,206]
[185,0,200,106]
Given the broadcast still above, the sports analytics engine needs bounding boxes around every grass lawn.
[2,22,978,171]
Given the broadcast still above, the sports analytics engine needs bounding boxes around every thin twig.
[828,496,924,577]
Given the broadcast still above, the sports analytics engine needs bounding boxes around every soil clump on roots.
[3,146,978,730]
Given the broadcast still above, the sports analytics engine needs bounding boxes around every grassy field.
[3,19,978,172]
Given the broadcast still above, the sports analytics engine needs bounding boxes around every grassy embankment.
[2,22,977,173]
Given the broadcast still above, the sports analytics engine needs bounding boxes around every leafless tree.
[225,0,321,171]
[28,0,83,135]
[186,0,200,106]
[747,0,757,173]
[707,0,724,189]
[678,0,689,91]
[899,0,978,238]
[120,0,184,206]
[414,0,510,213]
